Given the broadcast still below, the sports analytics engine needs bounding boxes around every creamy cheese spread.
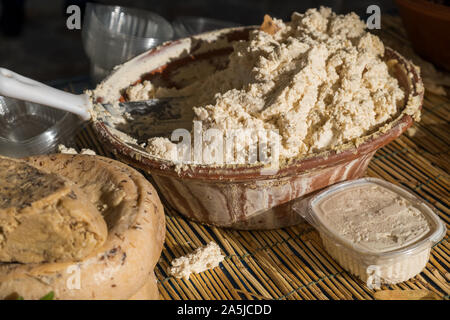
[313,183,430,252]
[124,7,406,165]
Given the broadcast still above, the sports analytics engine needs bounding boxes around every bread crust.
[128,271,159,300]
[0,154,165,300]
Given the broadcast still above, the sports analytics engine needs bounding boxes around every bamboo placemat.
[62,16,449,300]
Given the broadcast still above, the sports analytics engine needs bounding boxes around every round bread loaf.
[0,156,108,264]
[0,154,165,300]
[128,271,159,300]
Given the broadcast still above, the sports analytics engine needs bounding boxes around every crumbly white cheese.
[168,242,225,280]
[58,144,78,155]
[125,8,406,165]
[406,127,417,137]
[58,144,97,155]
[80,149,97,156]
[145,137,178,162]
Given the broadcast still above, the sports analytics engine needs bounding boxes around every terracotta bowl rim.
[92,26,424,182]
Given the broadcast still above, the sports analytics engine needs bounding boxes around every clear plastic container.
[0,96,82,158]
[293,177,446,288]
[82,3,174,84]
[172,16,240,39]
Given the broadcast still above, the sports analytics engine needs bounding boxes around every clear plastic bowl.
[82,3,174,84]
[293,177,446,287]
[0,96,82,157]
[172,16,240,38]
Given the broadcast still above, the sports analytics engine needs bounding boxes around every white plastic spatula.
[0,68,181,121]
[0,68,92,120]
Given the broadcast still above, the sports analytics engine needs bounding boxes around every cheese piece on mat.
[168,242,225,280]
[0,157,107,263]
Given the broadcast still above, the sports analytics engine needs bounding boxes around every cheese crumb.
[145,137,178,162]
[80,148,97,155]
[58,144,97,155]
[58,144,78,155]
[406,127,418,137]
[168,242,225,280]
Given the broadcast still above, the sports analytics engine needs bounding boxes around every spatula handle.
[0,68,92,121]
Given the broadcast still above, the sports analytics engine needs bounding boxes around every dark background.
[0,0,398,82]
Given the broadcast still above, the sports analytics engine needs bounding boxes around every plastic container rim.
[295,177,446,262]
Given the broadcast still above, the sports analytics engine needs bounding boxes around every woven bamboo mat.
[63,17,449,300]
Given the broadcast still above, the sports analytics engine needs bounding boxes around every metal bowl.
[91,27,424,230]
